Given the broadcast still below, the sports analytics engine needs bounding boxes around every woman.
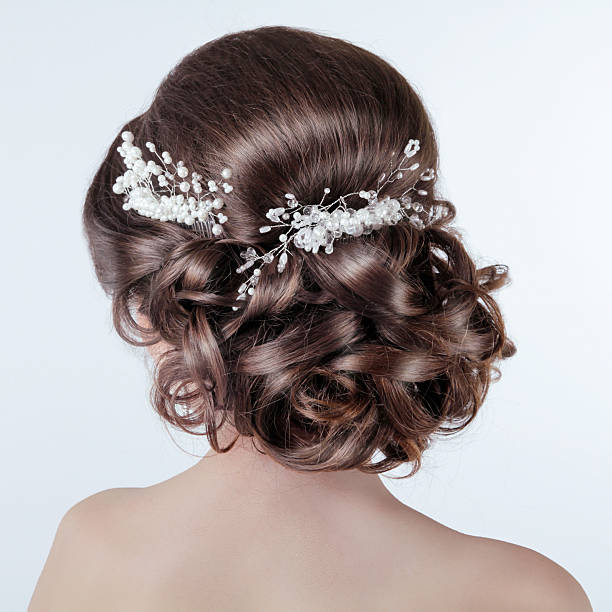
[29,25,592,611]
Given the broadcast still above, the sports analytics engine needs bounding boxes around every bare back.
[29,448,592,612]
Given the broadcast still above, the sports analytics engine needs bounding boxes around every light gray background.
[2,1,610,610]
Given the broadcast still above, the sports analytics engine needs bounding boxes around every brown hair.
[83,25,516,475]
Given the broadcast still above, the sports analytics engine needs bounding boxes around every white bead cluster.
[232,139,449,310]
[112,131,233,235]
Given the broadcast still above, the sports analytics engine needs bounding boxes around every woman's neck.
[195,423,397,506]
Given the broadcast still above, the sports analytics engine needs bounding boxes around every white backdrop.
[2,1,610,610]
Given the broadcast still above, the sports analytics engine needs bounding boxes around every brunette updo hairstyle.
[83,25,516,475]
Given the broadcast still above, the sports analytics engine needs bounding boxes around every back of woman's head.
[83,25,516,475]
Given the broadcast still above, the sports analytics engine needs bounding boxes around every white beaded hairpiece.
[112,133,449,311]
[233,140,448,309]
[113,131,233,234]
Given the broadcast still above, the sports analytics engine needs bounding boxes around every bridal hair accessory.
[112,131,233,234]
[113,133,448,311]
[233,140,447,309]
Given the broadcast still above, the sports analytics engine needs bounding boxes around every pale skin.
[29,316,593,612]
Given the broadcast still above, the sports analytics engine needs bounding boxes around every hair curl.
[83,25,516,476]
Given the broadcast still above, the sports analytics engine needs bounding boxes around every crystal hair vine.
[112,132,449,311]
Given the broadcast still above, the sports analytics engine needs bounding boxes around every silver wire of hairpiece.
[113,131,233,234]
[232,139,448,310]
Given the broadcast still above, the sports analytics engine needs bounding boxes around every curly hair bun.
[83,26,516,475]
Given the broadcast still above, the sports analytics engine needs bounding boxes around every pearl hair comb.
[112,132,449,311]
[113,131,233,234]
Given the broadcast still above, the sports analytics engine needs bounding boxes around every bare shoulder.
[28,487,142,612]
[454,533,593,612]
[383,506,591,611]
